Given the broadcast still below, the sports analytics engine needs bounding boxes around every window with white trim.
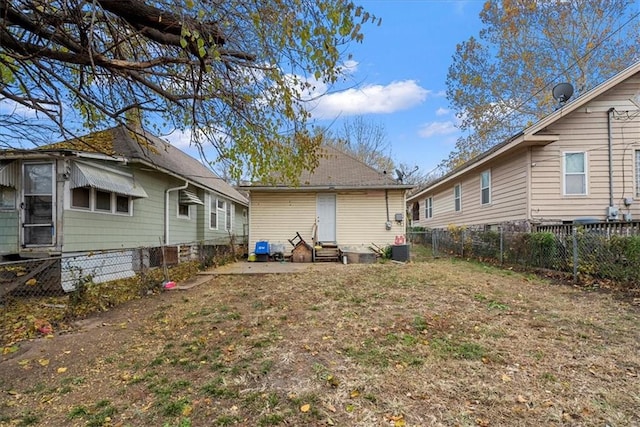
[217,199,226,230]
[209,196,218,229]
[177,203,190,218]
[425,197,433,219]
[564,152,587,195]
[70,187,132,215]
[480,170,491,205]
[454,184,462,212]
[210,196,229,230]
[225,203,233,231]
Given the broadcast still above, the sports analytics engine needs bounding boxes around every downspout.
[607,108,615,209]
[165,181,188,245]
[385,189,391,230]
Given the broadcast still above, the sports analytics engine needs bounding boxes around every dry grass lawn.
[0,255,638,426]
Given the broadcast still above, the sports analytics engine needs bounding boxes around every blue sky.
[166,0,486,176]
[306,0,485,175]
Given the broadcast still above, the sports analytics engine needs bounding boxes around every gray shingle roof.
[47,125,248,205]
[248,145,412,190]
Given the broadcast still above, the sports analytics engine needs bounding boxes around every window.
[225,203,233,231]
[217,199,226,230]
[70,187,132,215]
[0,186,16,209]
[210,197,218,229]
[116,195,130,214]
[178,203,190,218]
[412,202,420,221]
[564,152,587,195]
[71,187,90,209]
[480,170,491,205]
[95,190,112,212]
[454,184,462,212]
[636,150,640,197]
[425,197,433,219]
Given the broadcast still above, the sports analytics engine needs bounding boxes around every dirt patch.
[1,259,638,426]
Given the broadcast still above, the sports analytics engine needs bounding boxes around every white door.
[316,193,336,243]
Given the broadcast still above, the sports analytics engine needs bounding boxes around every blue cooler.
[255,241,270,262]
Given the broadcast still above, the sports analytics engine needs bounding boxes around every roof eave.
[241,184,413,192]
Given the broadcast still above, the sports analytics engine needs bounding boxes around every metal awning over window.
[179,189,204,205]
[0,160,18,187]
[71,161,148,198]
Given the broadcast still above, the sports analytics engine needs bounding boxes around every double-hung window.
[210,196,218,229]
[425,197,433,219]
[217,199,226,230]
[454,184,462,212]
[480,170,491,205]
[225,202,233,231]
[564,152,587,195]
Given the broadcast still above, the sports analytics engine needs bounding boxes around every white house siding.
[336,190,406,247]
[530,76,640,222]
[413,151,529,229]
[248,192,316,253]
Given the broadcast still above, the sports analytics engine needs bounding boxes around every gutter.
[165,180,188,245]
[607,108,615,208]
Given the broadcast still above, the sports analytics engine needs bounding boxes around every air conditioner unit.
[606,206,619,220]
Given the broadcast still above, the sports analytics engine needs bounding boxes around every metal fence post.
[572,226,578,283]
[461,229,465,257]
[432,230,437,257]
[499,226,504,265]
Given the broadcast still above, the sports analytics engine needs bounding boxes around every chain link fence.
[408,227,640,288]
[0,240,244,346]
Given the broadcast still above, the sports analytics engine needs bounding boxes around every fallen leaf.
[38,358,49,367]
[516,395,527,403]
[350,389,360,398]
[182,404,193,416]
[325,403,336,412]
[300,403,310,413]
[501,374,511,382]
[25,278,37,286]
[2,346,19,355]
[57,367,68,374]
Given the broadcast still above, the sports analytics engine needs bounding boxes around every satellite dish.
[552,83,574,106]
[395,169,404,182]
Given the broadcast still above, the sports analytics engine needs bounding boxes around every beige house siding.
[249,190,407,254]
[530,76,640,222]
[412,151,529,229]
[249,192,317,252]
[336,190,406,247]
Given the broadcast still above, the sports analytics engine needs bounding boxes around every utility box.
[391,244,410,262]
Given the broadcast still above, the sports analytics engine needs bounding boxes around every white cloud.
[165,129,193,149]
[435,107,450,116]
[418,121,458,138]
[309,80,430,119]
